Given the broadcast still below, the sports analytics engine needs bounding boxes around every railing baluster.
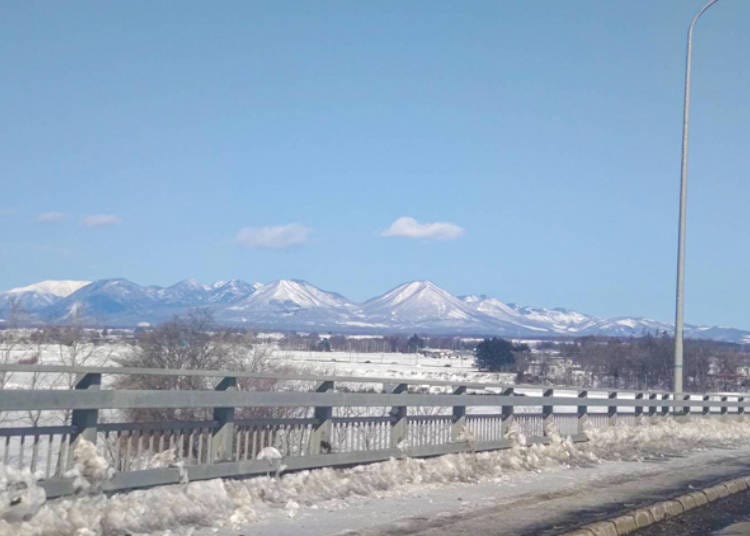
[124,431,132,471]
[55,434,69,476]
[18,435,25,468]
[45,434,54,478]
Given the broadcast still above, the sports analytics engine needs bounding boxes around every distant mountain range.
[1,278,748,343]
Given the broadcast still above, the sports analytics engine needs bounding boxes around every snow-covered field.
[273,349,516,385]
[3,417,750,535]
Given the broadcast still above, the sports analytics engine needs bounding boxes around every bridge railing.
[0,364,745,498]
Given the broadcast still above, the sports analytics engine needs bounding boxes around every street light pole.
[674,0,719,397]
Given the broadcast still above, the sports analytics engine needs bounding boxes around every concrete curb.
[562,475,750,535]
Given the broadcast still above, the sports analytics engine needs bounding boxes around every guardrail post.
[648,393,658,417]
[310,381,334,455]
[608,391,617,426]
[661,394,670,416]
[211,376,237,462]
[501,387,514,438]
[388,383,408,449]
[634,392,644,422]
[542,389,554,436]
[702,394,711,416]
[451,386,467,442]
[739,397,745,417]
[721,396,728,416]
[62,373,102,474]
[682,394,691,416]
[577,390,588,434]
[71,373,101,445]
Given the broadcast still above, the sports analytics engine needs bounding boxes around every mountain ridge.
[0,278,747,343]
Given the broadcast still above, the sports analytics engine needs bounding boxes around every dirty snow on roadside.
[3,417,750,536]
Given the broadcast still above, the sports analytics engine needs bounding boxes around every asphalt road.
[209,447,750,536]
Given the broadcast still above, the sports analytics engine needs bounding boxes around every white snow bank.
[64,440,115,495]
[0,466,46,524]
[3,417,750,535]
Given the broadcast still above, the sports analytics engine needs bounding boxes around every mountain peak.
[170,278,207,290]
[369,280,449,307]
[230,279,352,311]
[6,280,90,298]
[363,280,481,326]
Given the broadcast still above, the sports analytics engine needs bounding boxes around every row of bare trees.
[113,311,298,423]
[1,324,105,426]
[556,334,749,391]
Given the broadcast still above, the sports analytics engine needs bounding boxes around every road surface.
[208,446,750,535]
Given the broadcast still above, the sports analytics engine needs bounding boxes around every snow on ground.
[3,417,750,535]
[273,349,515,385]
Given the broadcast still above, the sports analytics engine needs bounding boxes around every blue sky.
[1,1,748,328]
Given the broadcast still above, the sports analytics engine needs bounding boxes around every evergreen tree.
[474,337,516,371]
[407,334,425,353]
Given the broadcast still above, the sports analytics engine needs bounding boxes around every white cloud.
[83,214,121,228]
[381,216,464,240]
[37,211,67,223]
[235,224,310,249]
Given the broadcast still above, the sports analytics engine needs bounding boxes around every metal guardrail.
[0,364,746,499]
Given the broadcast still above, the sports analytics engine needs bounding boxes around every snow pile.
[223,432,592,514]
[0,466,45,524]
[64,439,114,495]
[3,478,235,536]
[585,416,750,461]
[3,417,750,535]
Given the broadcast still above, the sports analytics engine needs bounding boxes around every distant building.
[418,348,458,359]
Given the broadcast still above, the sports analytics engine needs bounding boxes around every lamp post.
[674,0,720,397]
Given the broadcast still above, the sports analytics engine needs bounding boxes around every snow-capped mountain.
[156,279,211,305]
[219,279,356,328]
[461,295,600,335]
[232,279,353,311]
[206,280,260,304]
[0,280,91,318]
[581,317,671,337]
[363,281,482,327]
[44,278,159,322]
[6,280,90,297]
[1,277,748,343]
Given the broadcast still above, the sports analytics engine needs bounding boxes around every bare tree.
[113,311,289,421]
